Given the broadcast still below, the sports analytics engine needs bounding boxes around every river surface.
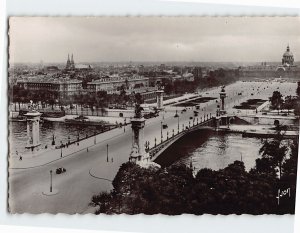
[9,121,104,156]
[155,129,263,172]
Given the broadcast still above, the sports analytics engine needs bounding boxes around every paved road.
[8,81,298,214]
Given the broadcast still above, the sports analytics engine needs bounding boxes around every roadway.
[8,80,297,213]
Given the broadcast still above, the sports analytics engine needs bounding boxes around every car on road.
[56,167,66,174]
[162,124,168,129]
[189,117,193,120]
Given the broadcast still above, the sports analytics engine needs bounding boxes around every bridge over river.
[148,116,215,161]
[143,111,299,166]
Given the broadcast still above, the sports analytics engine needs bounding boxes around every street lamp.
[160,121,163,142]
[52,134,55,145]
[50,170,53,193]
[106,144,109,162]
[60,141,63,158]
[177,115,180,133]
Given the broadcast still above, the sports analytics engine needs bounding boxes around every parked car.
[162,124,168,129]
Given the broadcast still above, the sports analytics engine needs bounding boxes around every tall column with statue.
[219,85,227,115]
[25,101,42,150]
[215,86,228,129]
[129,96,150,167]
[156,84,164,110]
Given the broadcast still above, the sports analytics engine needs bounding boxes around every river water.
[9,121,105,156]
[155,129,263,172]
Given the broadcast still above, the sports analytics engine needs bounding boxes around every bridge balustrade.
[148,115,215,159]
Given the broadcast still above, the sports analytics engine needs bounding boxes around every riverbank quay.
[218,124,299,139]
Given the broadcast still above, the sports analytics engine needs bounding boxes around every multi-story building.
[17,76,82,98]
[87,75,149,94]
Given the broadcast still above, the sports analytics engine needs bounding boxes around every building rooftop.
[17,76,82,84]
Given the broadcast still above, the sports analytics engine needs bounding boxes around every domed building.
[282,45,294,67]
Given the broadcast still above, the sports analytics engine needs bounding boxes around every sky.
[8,17,300,63]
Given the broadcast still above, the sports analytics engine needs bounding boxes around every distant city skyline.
[9,17,300,63]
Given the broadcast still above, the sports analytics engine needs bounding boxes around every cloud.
[8,17,300,63]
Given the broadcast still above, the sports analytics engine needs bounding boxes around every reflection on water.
[155,129,262,171]
[9,121,104,156]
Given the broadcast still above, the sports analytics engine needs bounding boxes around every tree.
[259,133,288,179]
[269,91,283,114]
[296,81,300,97]
[283,95,293,115]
